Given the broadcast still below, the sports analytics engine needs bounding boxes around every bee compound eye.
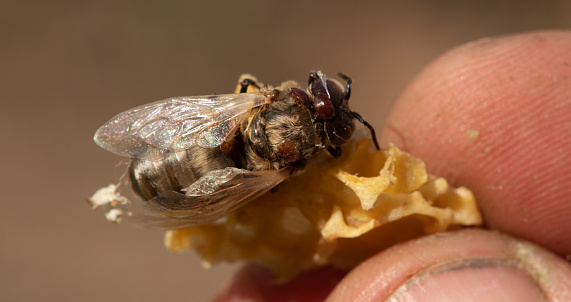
[325,111,354,146]
[314,94,335,120]
[326,79,344,108]
[311,80,335,120]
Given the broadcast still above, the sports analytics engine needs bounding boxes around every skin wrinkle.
[511,241,571,301]
[393,33,537,167]
[385,258,547,302]
[326,229,571,302]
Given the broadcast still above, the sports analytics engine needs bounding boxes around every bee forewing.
[94,93,268,158]
[133,167,292,229]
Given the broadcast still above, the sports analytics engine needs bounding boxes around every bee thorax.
[242,87,323,171]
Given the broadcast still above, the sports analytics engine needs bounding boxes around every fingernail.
[387,258,548,302]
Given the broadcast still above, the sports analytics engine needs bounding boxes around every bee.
[94,71,379,229]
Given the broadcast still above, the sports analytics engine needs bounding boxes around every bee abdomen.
[129,147,235,201]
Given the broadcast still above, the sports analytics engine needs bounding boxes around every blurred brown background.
[1,1,570,301]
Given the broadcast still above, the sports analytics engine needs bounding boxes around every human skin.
[213,31,571,301]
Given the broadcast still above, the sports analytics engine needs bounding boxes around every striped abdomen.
[128,146,234,201]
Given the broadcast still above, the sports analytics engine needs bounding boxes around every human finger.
[327,229,571,301]
[381,30,571,256]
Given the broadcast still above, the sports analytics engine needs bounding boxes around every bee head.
[308,71,355,146]
[289,71,378,150]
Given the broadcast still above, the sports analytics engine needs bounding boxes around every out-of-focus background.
[1,1,570,301]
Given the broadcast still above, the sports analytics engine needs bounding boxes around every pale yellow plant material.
[165,139,482,279]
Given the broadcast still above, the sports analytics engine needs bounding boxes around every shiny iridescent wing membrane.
[94,92,268,159]
[136,167,292,229]
[93,92,289,228]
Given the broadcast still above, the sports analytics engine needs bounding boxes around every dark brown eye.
[325,111,354,146]
[310,77,335,120]
[326,79,344,108]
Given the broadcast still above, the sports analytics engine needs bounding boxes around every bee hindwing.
[134,167,292,229]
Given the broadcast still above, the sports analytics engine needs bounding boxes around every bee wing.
[132,167,292,229]
[94,92,268,158]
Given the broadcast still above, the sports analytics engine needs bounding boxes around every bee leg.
[239,78,259,93]
[335,72,380,151]
[270,185,279,193]
[308,71,320,87]
[352,112,380,150]
[327,145,342,158]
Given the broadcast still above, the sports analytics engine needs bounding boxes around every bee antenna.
[352,112,380,150]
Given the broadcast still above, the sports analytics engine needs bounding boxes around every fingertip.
[380,30,571,255]
[327,230,571,302]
